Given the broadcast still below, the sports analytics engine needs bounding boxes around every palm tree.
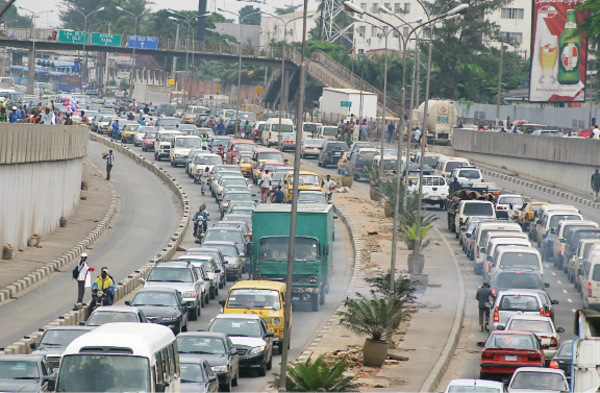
[272,355,357,392]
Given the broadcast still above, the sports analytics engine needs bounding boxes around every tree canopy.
[239,5,261,26]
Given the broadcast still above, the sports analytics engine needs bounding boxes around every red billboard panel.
[529,1,588,102]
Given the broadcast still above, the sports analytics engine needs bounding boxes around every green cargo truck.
[252,204,334,312]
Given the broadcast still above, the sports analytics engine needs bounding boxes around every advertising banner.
[529,0,588,102]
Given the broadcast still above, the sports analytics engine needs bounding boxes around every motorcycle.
[194,216,208,244]
[91,289,109,308]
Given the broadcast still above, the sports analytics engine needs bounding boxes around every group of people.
[73,253,115,309]
[0,103,83,125]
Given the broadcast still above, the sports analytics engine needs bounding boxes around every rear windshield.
[445,161,467,172]
[549,214,581,228]
[457,169,480,179]
[322,127,338,136]
[507,319,552,334]
[498,252,540,270]
[495,273,543,291]
[463,203,494,216]
[593,265,600,281]
[498,294,540,311]
[510,371,567,391]
[357,151,378,163]
[486,333,536,349]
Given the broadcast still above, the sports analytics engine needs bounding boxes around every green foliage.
[0,1,32,28]
[364,272,416,305]
[119,79,129,90]
[271,355,358,392]
[275,5,301,15]
[108,80,117,86]
[239,5,261,26]
[338,292,408,341]
[399,221,433,251]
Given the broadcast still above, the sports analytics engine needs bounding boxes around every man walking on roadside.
[592,169,600,202]
[260,170,272,203]
[105,150,114,180]
[476,282,494,332]
[74,253,94,307]
[322,174,336,202]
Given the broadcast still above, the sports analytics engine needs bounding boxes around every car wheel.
[182,322,188,332]
[205,292,210,305]
[439,202,444,210]
[317,161,322,167]
[200,295,205,308]
[210,287,215,299]
[189,306,198,321]
[266,353,273,370]
[257,363,267,377]
[311,294,319,312]
[353,173,359,181]
[142,147,146,152]
[277,343,283,355]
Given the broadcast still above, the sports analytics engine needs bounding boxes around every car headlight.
[161,316,178,322]
[211,365,229,372]
[248,346,265,357]
[273,318,282,326]
[182,291,197,298]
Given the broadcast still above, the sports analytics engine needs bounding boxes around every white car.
[502,315,564,360]
[301,138,325,158]
[507,367,568,392]
[444,378,506,393]
[496,194,526,220]
[448,166,483,186]
[418,175,448,209]
[176,255,221,299]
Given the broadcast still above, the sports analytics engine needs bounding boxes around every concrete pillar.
[27,46,35,95]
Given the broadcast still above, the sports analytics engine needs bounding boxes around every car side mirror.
[125,301,131,306]
[552,299,559,305]
[476,341,485,347]
[545,282,550,288]
[137,277,146,284]
[30,342,37,349]
[557,327,565,333]
[79,321,85,326]
[219,300,225,306]
[496,325,505,331]
[240,253,246,258]
[266,330,275,337]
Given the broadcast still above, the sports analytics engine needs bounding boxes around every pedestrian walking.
[41,107,55,124]
[105,150,114,180]
[270,185,284,203]
[243,120,251,139]
[74,252,94,307]
[387,122,395,143]
[216,120,225,135]
[111,120,119,141]
[592,169,600,201]
[593,125,600,140]
[200,166,209,195]
[475,282,494,332]
[8,106,22,123]
[260,170,272,203]
[413,127,422,149]
[322,174,336,202]
[359,121,368,141]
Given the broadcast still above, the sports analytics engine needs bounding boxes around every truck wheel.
[311,294,319,312]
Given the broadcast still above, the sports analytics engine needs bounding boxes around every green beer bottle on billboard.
[558,9,581,85]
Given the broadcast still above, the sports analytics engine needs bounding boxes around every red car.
[478,330,545,380]
[142,131,157,152]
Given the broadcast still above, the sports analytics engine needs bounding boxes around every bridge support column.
[27,45,35,95]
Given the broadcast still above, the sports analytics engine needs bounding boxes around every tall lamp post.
[169,12,210,74]
[218,8,262,137]
[265,12,311,150]
[344,0,468,294]
[496,42,507,128]
[18,7,53,39]
[116,6,146,89]
[70,6,105,86]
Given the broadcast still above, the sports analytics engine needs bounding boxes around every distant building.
[213,23,261,47]
[259,11,318,47]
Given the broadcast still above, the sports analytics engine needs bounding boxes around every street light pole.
[496,42,506,129]
[71,7,104,87]
[117,6,145,89]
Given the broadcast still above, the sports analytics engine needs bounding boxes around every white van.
[473,222,522,274]
[581,249,600,310]
[454,200,495,237]
[154,130,182,161]
[413,152,447,169]
[170,135,203,167]
[484,237,532,280]
[535,209,582,245]
[317,125,340,141]
[435,156,470,178]
[491,246,543,279]
[56,323,179,392]
[261,118,295,147]
[553,220,598,268]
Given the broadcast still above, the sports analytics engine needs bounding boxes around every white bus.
[55,322,180,392]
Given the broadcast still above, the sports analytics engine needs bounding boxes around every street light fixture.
[218,8,262,137]
[70,6,105,86]
[264,12,311,150]
[116,6,147,89]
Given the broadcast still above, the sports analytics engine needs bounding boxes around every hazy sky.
[22,0,320,29]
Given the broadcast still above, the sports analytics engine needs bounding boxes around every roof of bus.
[63,322,175,357]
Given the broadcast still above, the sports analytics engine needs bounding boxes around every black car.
[318,141,349,168]
[179,356,219,393]
[30,326,96,369]
[177,332,239,391]
[0,354,56,392]
[126,288,189,334]
[208,313,274,376]
[550,339,572,381]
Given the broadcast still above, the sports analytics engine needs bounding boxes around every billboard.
[127,36,159,50]
[529,1,588,102]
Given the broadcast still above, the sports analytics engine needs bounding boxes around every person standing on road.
[260,170,272,203]
[243,120,251,139]
[593,125,600,139]
[592,169,600,202]
[105,150,114,180]
[75,253,94,307]
[111,120,119,141]
[476,282,494,332]
[216,120,225,135]
[270,185,284,203]
[322,174,336,202]
[200,166,209,195]
[387,122,395,143]
[413,127,422,149]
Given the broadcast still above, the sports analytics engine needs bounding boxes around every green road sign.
[57,30,88,44]
[90,33,122,47]
[340,101,352,108]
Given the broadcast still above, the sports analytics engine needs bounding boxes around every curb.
[0,167,118,305]
[419,227,466,393]
[296,203,362,362]
[0,134,190,355]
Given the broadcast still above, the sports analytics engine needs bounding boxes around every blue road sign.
[127,35,159,50]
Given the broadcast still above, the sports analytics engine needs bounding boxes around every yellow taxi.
[336,151,352,175]
[235,153,253,177]
[121,123,140,144]
[282,170,322,202]
[220,280,289,354]
[518,201,550,231]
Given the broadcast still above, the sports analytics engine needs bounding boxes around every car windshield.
[556,340,573,357]
[205,229,244,244]
[131,291,177,307]
[305,139,324,146]
[0,361,39,379]
[322,127,338,136]
[180,363,206,384]
[209,318,262,337]
[222,178,247,187]
[234,144,255,152]
[86,311,139,325]
[227,288,281,309]
[379,159,398,171]
[423,156,442,167]
[184,259,214,272]
[507,319,553,333]
[199,155,222,165]
[498,295,540,311]
[239,155,252,163]
[289,174,320,186]
[447,387,500,393]
[175,138,202,148]
[458,169,480,179]
[40,329,89,347]
[303,124,319,133]
[499,252,539,270]
[510,371,567,391]
[177,337,226,355]
[271,123,293,132]
[259,152,283,161]
[495,273,543,291]
[204,244,237,257]
[298,193,327,204]
[144,132,157,139]
[158,118,179,128]
[549,214,581,228]
[463,203,494,216]
[486,333,536,349]
[499,196,524,205]
[259,237,319,261]
[225,193,252,202]
[147,267,193,283]
[446,161,467,172]
[358,151,378,162]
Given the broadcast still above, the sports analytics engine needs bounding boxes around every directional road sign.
[90,33,122,47]
[340,101,352,108]
[57,30,88,44]
[127,36,159,50]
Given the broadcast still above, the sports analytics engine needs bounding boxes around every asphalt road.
[0,140,179,349]
[134,142,354,392]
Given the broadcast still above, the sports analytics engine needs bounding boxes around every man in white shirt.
[322,174,336,202]
[75,253,93,306]
[260,170,272,203]
[593,125,600,140]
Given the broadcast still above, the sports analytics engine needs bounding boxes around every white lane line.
[557,280,562,284]
[551,271,556,276]
[563,289,568,293]
[568,299,573,303]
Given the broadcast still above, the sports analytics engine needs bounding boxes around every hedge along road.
[0,140,180,349]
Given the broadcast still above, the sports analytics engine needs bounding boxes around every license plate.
[333,152,341,156]
[505,355,517,361]
[292,296,300,301]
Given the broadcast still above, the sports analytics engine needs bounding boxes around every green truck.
[251,204,334,311]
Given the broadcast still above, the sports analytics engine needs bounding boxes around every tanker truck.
[414,100,458,145]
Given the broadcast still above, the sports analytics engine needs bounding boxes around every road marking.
[568,298,573,303]
[563,289,568,293]
[551,271,556,276]
[557,280,562,284]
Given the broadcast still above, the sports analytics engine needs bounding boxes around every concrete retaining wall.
[0,125,88,249]
[452,129,599,194]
